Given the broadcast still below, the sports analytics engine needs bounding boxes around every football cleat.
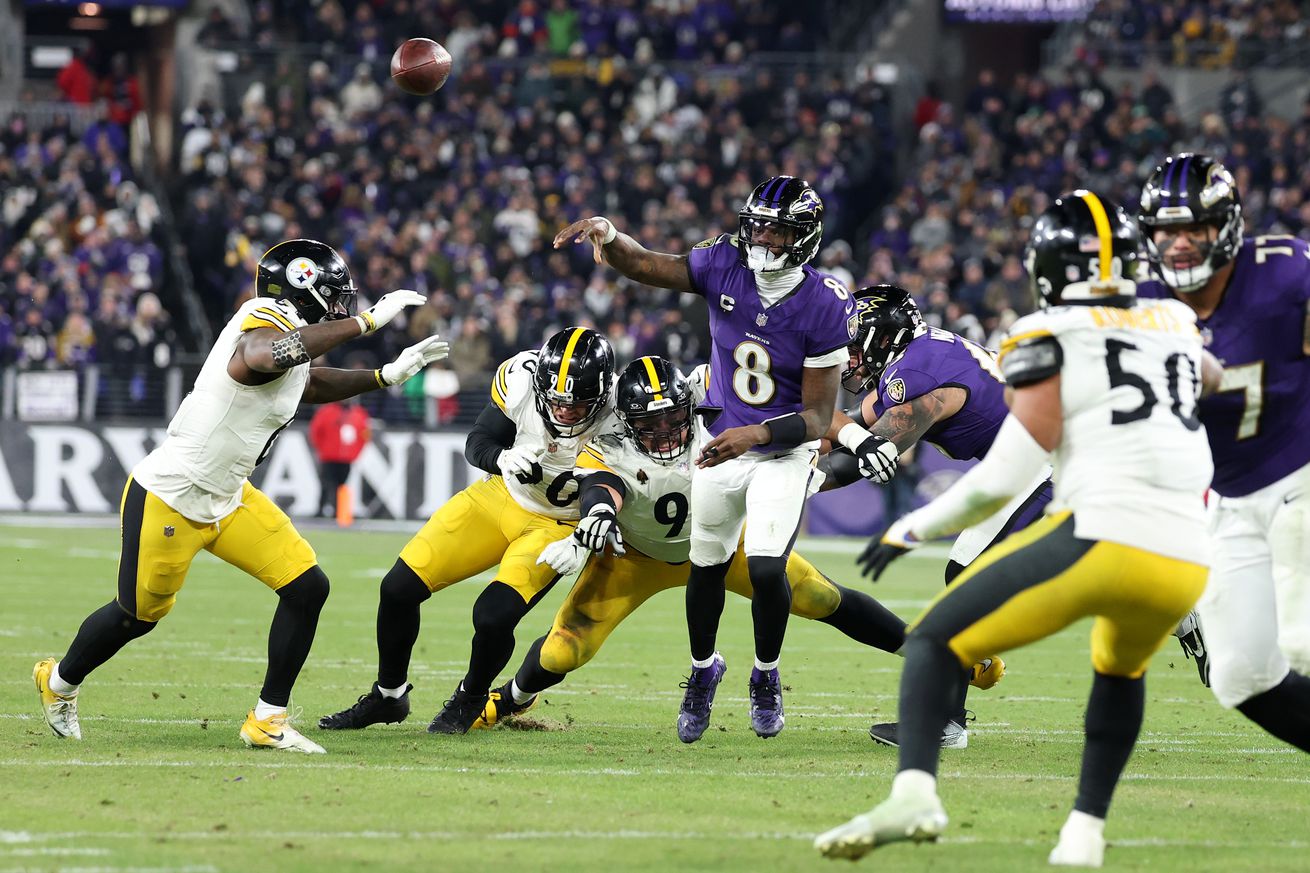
[969,656,1006,690]
[318,682,412,730]
[33,658,81,740]
[427,684,489,735]
[868,717,969,750]
[1048,816,1106,867]
[814,789,948,860]
[240,710,326,754]
[748,667,785,738]
[472,681,537,730]
[677,652,726,743]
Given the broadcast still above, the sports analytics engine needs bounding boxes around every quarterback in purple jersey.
[554,176,853,742]
[822,285,1051,748]
[1137,152,1310,755]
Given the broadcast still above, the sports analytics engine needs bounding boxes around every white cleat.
[814,792,948,860]
[240,710,326,754]
[33,658,81,740]
[1049,817,1106,867]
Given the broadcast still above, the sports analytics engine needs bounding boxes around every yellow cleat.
[471,682,537,730]
[240,710,325,754]
[969,656,1006,690]
[33,658,81,739]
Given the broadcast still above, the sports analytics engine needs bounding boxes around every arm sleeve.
[900,414,1050,540]
[464,402,518,473]
[817,447,862,489]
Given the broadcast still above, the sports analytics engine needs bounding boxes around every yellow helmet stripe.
[640,356,664,401]
[1077,190,1113,283]
[555,327,588,394]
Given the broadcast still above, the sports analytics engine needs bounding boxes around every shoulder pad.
[491,351,537,411]
[238,299,299,333]
[999,334,1063,387]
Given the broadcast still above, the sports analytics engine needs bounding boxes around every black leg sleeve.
[1236,671,1310,752]
[59,601,158,685]
[747,555,791,665]
[686,559,731,662]
[1074,672,1145,818]
[261,566,330,707]
[817,584,908,653]
[376,559,432,689]
[942,560,972,725]
[463,580,556,696]
[513,635,566,696]
[897,632,966,776]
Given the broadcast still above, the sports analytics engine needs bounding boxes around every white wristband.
[837,422,872,454]
[595,216,617,245]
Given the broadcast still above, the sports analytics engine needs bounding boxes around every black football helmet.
[737,176,824,272]
[532,327,616,438]
[842,285,924,393]
[615,356,694,462]
[1025,190,1141,309]
[256,239,357,323]
[1138,153,1243,293]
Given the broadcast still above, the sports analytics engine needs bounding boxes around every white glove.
[838,423,900,484]
[536,535,588,576]
[379,334,450,386]
[574,504,625,555]
[497,446,542,481]
[357,289,426,334]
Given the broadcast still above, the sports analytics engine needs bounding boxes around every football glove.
[574,505,625,555]
[497,446,542,482]
[1174,610,1211,687]
[358,289,426,334]
[854,434,900,484]
[380,334,450,386]
[536,536,588,576]
[856,516,922,581]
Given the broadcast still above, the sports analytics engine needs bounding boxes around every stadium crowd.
[1078,0,1308,68]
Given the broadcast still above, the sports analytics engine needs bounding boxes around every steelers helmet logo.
[285,257,319,290]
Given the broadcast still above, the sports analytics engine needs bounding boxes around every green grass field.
[2,520,1305,873]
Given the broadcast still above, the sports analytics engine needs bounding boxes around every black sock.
[942,561,972,724]
[260,567,330,707]
[1074,672,1145,818]
[376,560,431,689]
[897,633,965,776]
[1236,671,1310,752]
[59,600,157,685]
[464,580,554,696]
[817,584,907,653]
[747,555,791,665]
[686,559,730,662]
[514,635,566,696]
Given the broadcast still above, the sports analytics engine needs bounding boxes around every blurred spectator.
[309,397,373,518]
[56,48,98,105]
[101,54,142,128]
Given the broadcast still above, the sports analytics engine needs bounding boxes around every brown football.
[390,38,452,96]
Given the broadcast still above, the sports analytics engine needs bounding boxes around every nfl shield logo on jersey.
[163,525,175,537]
[756,313,768,327]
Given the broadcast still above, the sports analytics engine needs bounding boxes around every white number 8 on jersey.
[732,341,775,405]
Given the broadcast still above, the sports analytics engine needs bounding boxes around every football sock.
[686,560,731,662]
[377,684,408,699]
[514,636,566,696]
[891,768,937,799]
[261,566,329,708]
[897,633,966,776]
[509,680,535,705]
[59,600,157,686]
[1074,672,1144,818]
[254,698,284,720]
[464,581,536,696]
[950,671,971,726]
[691,654,719,670]
[48,663,79,696]
[754,657,779,672]
[376,560,431,689]
[817,584,907,653]
[1236,671,1310,752]
[747,555,791,665]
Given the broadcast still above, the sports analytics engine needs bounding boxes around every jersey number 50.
[1105,339,1201,430]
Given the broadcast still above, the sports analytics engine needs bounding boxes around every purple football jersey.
[688,234,855,454]
[1138,236,1310,496]
[871,327,1010,461]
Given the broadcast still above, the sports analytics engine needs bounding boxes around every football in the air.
[390,38,452,96]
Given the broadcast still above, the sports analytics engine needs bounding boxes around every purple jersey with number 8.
[687,234,856,454]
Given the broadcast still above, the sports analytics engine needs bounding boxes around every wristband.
[837,422,874,454]
[356,312,377,334]
[597,217,617,245]
[374,368,389,388]
[764,412,808,448]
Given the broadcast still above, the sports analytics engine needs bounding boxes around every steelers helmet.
[256,239,357,323]
[615,356,694,462]
[1025,190,1141,309]
[532,327,616,437]
[1138,152,1243,293]
[842,285,924,393]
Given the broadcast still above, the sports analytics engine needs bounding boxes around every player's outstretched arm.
[300,334,450,403]
[553,216,694,292]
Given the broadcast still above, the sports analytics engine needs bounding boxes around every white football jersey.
[999,298,1214,563]
[574,364,709,563]
[490,351,620,520]
[133,297,310,523]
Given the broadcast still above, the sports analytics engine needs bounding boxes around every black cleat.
[318,682,412,730]
[427,684,489,735]
[868,713,970,749]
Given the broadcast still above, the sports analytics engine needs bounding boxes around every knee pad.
[789,574,841,620]
[539,627,589,675]
[472,581,530,634]
[279,565,330,608]
[379,559,431,607]
[746,556,789,592]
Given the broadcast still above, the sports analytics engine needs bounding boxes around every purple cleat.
[748,667,784,738]
[677,652,726,743]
